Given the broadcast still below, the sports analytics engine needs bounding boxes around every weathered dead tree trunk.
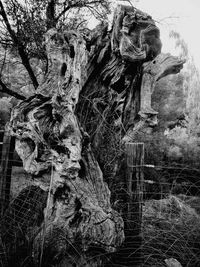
[3,4,185,267]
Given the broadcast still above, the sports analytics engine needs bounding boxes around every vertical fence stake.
[0,126,15,216]
[124,142,144,266]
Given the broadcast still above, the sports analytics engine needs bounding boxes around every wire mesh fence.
[0,128,200,266]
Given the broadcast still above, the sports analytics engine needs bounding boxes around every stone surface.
[165,258,183,267]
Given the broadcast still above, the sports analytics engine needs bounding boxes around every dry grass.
[143,195,200,267]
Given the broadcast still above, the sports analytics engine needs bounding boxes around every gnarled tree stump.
[5,4,185,267]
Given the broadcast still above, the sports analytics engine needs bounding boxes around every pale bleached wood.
[7,4,186,266]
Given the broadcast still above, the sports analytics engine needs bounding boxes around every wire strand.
[39,162,54,267]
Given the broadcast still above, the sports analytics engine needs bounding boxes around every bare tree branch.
[0,0,38,89]
[0,78,26,100]
[46,0,57,29]
[55,5,70,22]
[55,0,106,22]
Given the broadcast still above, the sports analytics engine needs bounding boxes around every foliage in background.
[144,31,200,166]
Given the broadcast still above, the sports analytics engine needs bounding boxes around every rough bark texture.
[9,28,124,266]
[7,4,185,266]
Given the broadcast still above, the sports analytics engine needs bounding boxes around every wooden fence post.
[124,142,144,266]
[0,126,15,216]
[0,130,4,163]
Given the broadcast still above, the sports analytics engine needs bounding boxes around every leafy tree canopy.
[1,0,111,58]
[0,0,111,98]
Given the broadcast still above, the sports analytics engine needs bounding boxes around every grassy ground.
[6,168,200,266]
[143,195,200,267]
